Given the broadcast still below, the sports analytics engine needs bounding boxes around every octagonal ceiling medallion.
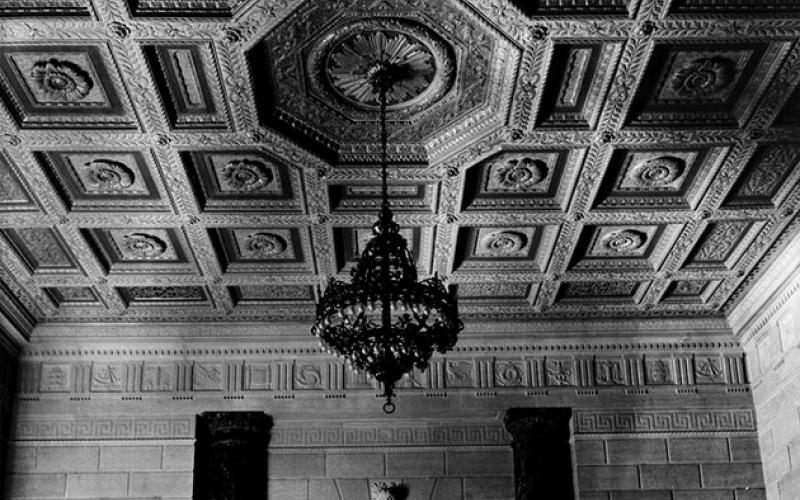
[248,0,517,159]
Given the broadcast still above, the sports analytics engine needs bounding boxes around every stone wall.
[3,323,766,500]
[731,231,800,500]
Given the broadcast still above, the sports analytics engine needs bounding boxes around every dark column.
[504,408,575,500]
[193,411,272,500]
[0,338,19,498]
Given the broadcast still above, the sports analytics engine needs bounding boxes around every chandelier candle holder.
[312,48,462,414]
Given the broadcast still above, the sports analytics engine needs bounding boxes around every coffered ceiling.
[0,0,799,334]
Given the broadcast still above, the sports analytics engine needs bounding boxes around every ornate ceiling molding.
[0,0,798,331]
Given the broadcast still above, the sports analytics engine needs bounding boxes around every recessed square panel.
[555,280,645,305]
[0,153,36,212]
[44,286,101,306]
[670,0,800,14]
[537,43,618,128]
[211,227,313,274]
[183,150,304,213]
[1,228,81,274]
[329,183,438,213]
[334,226,432,275]
[230,285,314,305]
[453,225,558,273]
[125,0,240,17]
[722,143,800,209]
[0,0,92,17]
[682,221,759,271]
[627,42,774,127]
[775,85,800,126]
[0,45,136,129]
[462,150,579,211]
[36,150,170,212]
[82,228,195,274]
[660,280,720,304]
[569,224,682,272]
[594,146,726,210]
[509,0,629,15]
[143,43,228,130]
[119,286,210,306]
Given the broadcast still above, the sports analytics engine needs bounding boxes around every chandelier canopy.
[312,51,462,414]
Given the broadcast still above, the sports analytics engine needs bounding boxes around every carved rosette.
[479,231,528,256]
[83,159,135,191]
[29,59,93,102]
[630,157,684,187]
[121,233,168,259]
[488,157,549,191]
[309,18,455,113]
[601,230,647,253]
[671,57,735,98]
[245,232,287,258]
[221,160,274,193]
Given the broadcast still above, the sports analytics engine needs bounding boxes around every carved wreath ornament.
[671,57,735,98]
[481,231,528,256]
[221,159,274,192]
[30,59,93,102]
[489,156,549,191]
[121,233,168,259]
[631,157,684,187]
[84,160,135,191]
[245,232,287,258]
[602,230,647,253]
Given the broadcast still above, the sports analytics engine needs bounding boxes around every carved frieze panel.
[595,357,627,386]
[545,357,576,386]
[0,45,136,129]
[329,182,438,213]
[334,225,430,274]
[660,280,720,304]
[555,280,646,305]
[142,43,229,130]
[182,150,305,213]
[230,285,314,305]
[141,363,176,391]
[1,228,80,274]
[569,224,682,272]
[44,286,101,307]
[0,153,36,212]
[509,0,630,16]
[90,363,125,392]
[644,357,675,385]
[193,362,224,390]
[627,42,778,127]
[453,225,558,273]
[537,43,619,129]
[36,150,170,212]
[0,0,92,17]
[669,0,800,14]
[694,355,726,384]
[445,359,475,388]
[82,227,195,274]
[125,0,244,17]
[682,221,760,271]
[462,150,580,212]
[593,146,727,210]
[211,227,313,275]
[118,286,210,306]
[39,363,72,392]
[722,143,800,209]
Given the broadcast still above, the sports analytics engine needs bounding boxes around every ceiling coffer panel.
[0,0,798,327]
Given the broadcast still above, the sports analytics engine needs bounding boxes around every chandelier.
[312,58,463,414]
